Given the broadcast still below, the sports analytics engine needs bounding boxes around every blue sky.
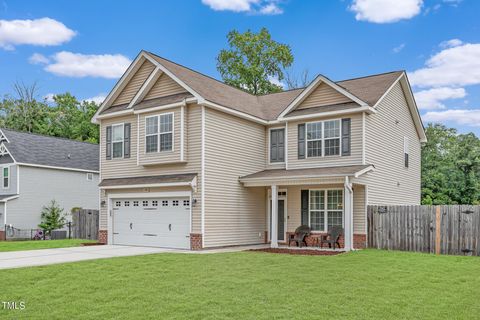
[1,0,479,135]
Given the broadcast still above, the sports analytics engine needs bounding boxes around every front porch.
[239,165,373,251]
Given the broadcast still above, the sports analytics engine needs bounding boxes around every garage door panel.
[112,197,190,249]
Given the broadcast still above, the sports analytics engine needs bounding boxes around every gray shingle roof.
[239,165,373,181]
[99,173,197,187]
[145,52,403,120]
[1,128,99,171]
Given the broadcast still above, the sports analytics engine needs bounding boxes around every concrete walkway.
[0,244,269,270]
[0,245,181,270]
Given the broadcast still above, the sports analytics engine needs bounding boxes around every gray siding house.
[0,129,99,239]
[92,51,426,251]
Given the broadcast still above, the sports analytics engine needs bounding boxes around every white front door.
[112,197,190,249]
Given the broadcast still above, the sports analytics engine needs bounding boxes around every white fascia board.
[100,181,194,190]
[353,165,375,178]
[277,106,375,122]
[95,109,134,120]
[127,67,163,108]
[278,74,369,119]
[0,129,10,143]
[133,99,191,115]
[0,195,19,202]
[199,99,268,125]
[16,162,99,174]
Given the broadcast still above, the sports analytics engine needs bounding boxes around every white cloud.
[0,17,76,50]
[43,51,131,78]
[83,94,106,104]
[408,42,480,88]
[44,93,55,103]
[440,38,463,48]
[414,87,466,110]
[28,53,50,65]
[268,76,286,89]
[422,109,480,127]
[202,0,283,15]
[258,3,283,15]
[349,0,423,23]
[392,43,406,53]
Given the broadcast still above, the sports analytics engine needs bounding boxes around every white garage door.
[112,197,190,249]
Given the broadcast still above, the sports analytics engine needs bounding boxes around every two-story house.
[0,129,99,240]
[92,50,426,251]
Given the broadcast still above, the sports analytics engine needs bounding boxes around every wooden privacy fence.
[367,205,480,256]
[72,209,99,240]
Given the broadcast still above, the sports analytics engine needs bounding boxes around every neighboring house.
[92,50,426,251]
[0,129,99,239]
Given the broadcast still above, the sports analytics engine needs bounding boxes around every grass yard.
[0,239,96,252]
[0,249,479,319]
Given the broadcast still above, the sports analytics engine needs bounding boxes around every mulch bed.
[81,242,105,246]
[248,248,344,255]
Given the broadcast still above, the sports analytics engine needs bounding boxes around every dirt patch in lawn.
[81,242,105,246]
[248,248,344,255]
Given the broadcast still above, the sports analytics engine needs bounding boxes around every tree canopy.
[421,123,480,205]
[216,28,294,95]
[0,83,99,143]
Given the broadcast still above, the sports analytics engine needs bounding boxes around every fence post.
[435,206,441,255]
[68,221,71,239]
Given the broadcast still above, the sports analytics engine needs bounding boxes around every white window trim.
[308,188,344,233]
[2,166,9,189]
[305,118,342,159]
[111,123,125,159]
[268,126,286,164]
[145,112,175,154]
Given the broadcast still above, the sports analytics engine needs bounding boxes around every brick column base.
[0,230,5,241]
[353,234,367,249]
[190,233,202,250]
[98,230,108,244]
[286,232,366,249]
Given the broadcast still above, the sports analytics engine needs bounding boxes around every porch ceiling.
[239,164,373,187]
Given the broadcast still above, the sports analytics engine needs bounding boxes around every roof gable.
[296,82,353,110]
[112,60,155,106]
[143,73,188,101]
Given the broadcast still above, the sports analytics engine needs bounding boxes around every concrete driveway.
[0,245,181,270]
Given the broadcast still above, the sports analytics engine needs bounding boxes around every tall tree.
[421,123,480,205]
[216,28,294,95]
[0,83,99,143]
[284,69,313,89]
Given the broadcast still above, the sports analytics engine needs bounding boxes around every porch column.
[344,177,353,251]
[271,184,278,248]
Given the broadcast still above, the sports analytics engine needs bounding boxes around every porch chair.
[320,226,343,249]
[288,225,311,248]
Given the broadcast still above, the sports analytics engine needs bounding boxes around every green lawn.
[0,249,479,319]
[0,239,95,252]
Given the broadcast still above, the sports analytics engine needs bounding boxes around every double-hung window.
[309,189,343,232]
[306,119,341,157]
[2,167,9,189]
[112,124,124,159]
[270,128,285,163]
[145,113,173,153]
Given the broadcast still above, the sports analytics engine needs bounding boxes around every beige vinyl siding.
[287,113,364,169]
[204,108,266,248]
[112,60,155,106]
[138,106,183,165]
[297,82,352,110]
[285,184,365,234]
[360,82,421,205]
[99,104,202,232]
[265,125,286,170]
[353,184,366,234]
[144,73,187,100]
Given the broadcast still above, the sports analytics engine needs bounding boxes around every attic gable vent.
[0,143,9,156]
